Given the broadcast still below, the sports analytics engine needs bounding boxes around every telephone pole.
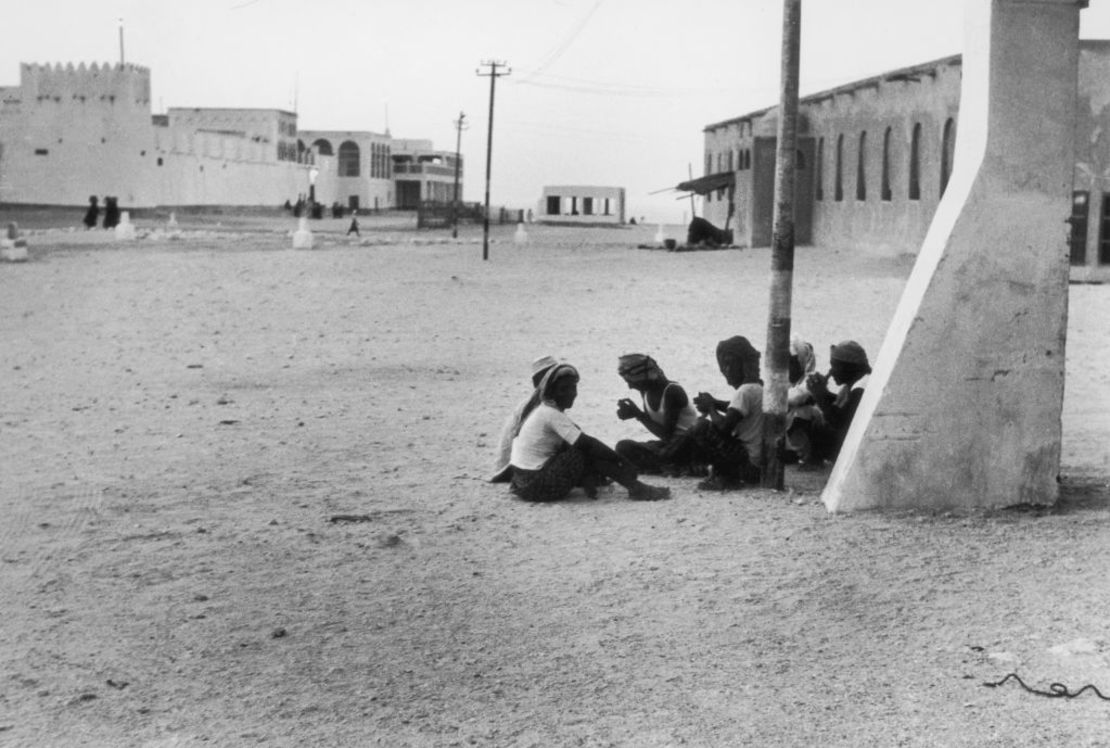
[761,0,802,489]
[452,111,468,239]
[476,60,510,261]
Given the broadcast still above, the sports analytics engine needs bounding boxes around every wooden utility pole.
[761,0,801,490]
[477,60,510,261]
[451,111,468,239]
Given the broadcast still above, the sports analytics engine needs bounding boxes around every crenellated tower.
[17,61,152,108]
[0,61,156,205]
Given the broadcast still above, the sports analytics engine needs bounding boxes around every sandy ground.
[2,217,1109,746]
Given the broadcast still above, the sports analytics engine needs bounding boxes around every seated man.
[688,336,765,490]
[510,363,671,502]
[489,355,558,482]
[804,340,872,462]
[613,354,700,475]
[784,335,825,466]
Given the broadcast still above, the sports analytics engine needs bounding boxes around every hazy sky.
[5,1,1110,221]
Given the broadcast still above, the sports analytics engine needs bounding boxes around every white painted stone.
[986,651,1021,667]
[292,217,314,250]
[114,211,137,241]
[823,0,1083,512]
[1048,638,1100,657]
[513,223,529,245]
[654,224,665,244]
[1,222,29,262]
[0,240,28,262]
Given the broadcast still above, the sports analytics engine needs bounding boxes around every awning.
[675,171,735,195]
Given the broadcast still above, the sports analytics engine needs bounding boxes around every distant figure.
[283,199,293,212]
[346,213,360,237]
[293,198,305,218]
[102,197,120,229]
[83,196,99,229]
[629,216,637,225]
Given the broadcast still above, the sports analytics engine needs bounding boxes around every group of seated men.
[489,335,872,501]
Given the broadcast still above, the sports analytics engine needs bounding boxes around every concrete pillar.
[823,0,1086,512]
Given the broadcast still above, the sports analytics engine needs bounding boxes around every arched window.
[835,134,844,202]
[815,137,824,201]
[908,122,922,200]
[313,138,334,156]
[881,127,893,201]
[338,140,360,177]
[856,131,867,201]
[940,118,956,197]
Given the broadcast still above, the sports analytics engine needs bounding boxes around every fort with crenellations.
[0,60,460,212]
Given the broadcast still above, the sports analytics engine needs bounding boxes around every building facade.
[0,61,460,212]
[298,129,394,212]
[535,185,626,225]
[686,41,1110,281]
[390,138,462,209]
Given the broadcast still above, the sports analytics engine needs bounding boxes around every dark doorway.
[1100,193,1110,265]
[751,136,815,247]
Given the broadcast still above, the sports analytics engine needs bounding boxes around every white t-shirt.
[728,382,764,459]
[510,403,583,471]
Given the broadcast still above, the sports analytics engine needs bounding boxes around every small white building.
[535,185,625,225]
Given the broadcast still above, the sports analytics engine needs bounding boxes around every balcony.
[392,162,457,178]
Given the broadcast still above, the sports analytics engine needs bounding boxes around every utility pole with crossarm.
[476,60,510,261]
[452,111,468,239]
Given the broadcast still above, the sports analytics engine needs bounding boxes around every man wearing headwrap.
[509,363,671,502]
[805,339,872,461]
[687,335,765,490]
[489,355,559,482]
[784,335,825,466]
[613,354,700,475]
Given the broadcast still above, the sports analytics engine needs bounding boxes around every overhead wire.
[515,0,607,83]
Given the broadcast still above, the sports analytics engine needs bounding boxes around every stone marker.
[654,224,665,245]
[0,222,29,262]
[292,216,314,250]
[513,223,529,245]
[167,212,182,239]
[114,211,137,241]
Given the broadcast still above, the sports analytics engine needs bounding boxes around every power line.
[517,0,606,83]
[513,77,740,99]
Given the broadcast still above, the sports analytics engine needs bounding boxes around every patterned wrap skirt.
[510,448,586,502]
